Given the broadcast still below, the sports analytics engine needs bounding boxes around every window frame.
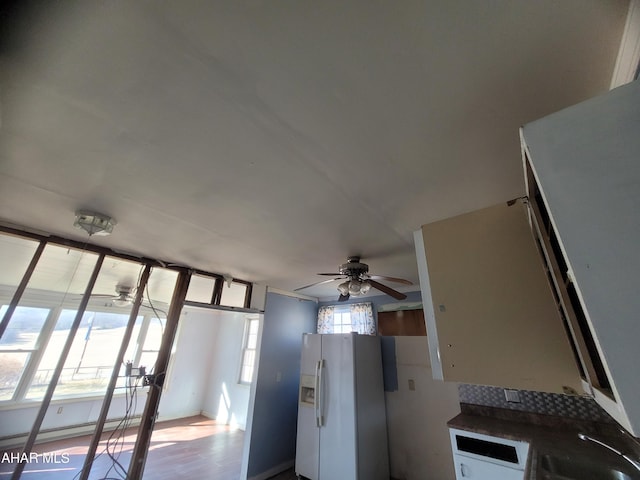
[238,315,260,386]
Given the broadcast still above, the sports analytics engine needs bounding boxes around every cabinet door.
[415,199,581,393]
[453,455,524,480]
[521,80,640,434]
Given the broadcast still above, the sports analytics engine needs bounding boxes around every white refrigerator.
[295,333,390,480]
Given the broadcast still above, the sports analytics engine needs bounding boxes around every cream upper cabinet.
[521,80,640,435]
[413,199,582,394]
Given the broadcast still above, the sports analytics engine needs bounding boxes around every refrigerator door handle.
[316,359,325,427]
[315,360,321,427]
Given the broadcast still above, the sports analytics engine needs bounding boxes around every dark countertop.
[448,404,640,479]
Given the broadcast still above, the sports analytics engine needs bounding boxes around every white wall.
[201,310,252,430]
[156,308,217,421]
[385,337,460,480]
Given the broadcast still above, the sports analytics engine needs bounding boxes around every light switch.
[408,379,415,391]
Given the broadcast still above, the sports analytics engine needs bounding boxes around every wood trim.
[127,269,191,479]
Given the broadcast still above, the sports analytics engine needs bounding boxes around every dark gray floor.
[268,467,298,479]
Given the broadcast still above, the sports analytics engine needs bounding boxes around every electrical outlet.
[504,389,521,403]
[408,379,415,391]
[276,372,282,382]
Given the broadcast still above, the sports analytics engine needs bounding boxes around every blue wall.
[245,292,318,478]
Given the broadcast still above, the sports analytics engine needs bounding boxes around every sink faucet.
[578,433,640,472]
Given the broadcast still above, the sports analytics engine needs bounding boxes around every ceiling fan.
[295,256,412,302]
[91,284,136,307]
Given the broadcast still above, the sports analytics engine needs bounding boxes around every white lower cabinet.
[450,428,529,480]
[453,454,524,480]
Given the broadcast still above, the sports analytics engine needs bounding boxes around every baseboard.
[247,460,294,480]
[0,416,142,450]
[200,409,217,420]
[0,411,205,450]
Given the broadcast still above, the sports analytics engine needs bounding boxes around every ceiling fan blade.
[318,272,341,276]
[368,279,407,300]
[294,277,344,291]
[338,293,350,302]
[369,275,413,285]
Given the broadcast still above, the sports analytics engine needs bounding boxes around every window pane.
[0,232,40,300]
[220,282,247,308]
[143,318,165,352]
[0,352,30,400]
[23,244,100,297]
[186,275,215,303]
[0,306,49,349]
[249,319,259,334]
[246,318,259,349]
[27,310,133,399]
[4,243,100,401]
[241,350,255,383]
[138,351,158,373]
[122,317,143,366]
[138,317,166,373]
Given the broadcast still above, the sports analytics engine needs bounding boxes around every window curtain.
[350,302,375,335]
[317,305,335,333]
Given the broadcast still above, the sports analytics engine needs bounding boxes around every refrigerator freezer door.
[318,334,357,480]
[295,334,321,479]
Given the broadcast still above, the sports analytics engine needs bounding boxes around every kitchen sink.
[538,453,638,480]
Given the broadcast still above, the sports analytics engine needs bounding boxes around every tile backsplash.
[458,384,614,423]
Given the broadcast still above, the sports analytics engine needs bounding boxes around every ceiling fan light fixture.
[112,297,132,307]
[74,210,116,236]
[360,280,371,295]
[337,281,350,296]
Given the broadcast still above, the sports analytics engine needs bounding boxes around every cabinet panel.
[378,309,426,336]
[453,455,524,480]
[520,80,640,435]
[416,199,581,393]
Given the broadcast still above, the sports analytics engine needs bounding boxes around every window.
[317,303,376,334]
[239,316,259,385]
[0,228,254,404]
[0,234,178,403]
[331,306,353,333]
[26,309,143,399]
[0,306,50,401]
[220,281,248,308]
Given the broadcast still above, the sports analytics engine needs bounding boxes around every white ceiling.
[0,1,631,301]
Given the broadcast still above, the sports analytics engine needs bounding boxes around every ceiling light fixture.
[112,296,132,308]
[338,279,371,297]
[74,210,116,236]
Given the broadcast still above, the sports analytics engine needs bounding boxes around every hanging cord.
[71,371,140,480]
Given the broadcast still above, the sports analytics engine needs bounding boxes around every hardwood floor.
[0,416,297,480]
